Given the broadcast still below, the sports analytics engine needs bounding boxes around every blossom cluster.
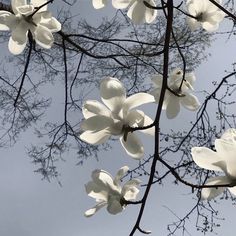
[0,0,231,223]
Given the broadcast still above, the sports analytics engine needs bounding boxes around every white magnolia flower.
[92,0,107,9]
[191,128,236,200]
[80,77,155,159]
[0,0,61,54]
[187,0,225,32]
[150,68,200,119]
[85,166,141,217]
[112,0,157,24]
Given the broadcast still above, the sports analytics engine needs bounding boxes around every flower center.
[196,12,207,22]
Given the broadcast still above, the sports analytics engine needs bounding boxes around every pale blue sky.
[0,1,235,236]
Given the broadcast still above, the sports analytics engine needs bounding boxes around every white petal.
[120,133,144,159]
[221,128,236,142]
[84,201,107,217]
[82,100,111,119]
[33,24,54,49]
[123,93,155,114]
[16,5,34,15]
[166,96,180,119]
[202,21,219,32]
[92,169,119,193]
[85,181,108,201]
[180,93,200,111]
[100,77,126,113]
[215,139,236,177]
[11,0,27,14]
[80,130,111,145]
[201,176,229,200]
[122,179,141,200]
[127,1,145,24]
[11,20,29,45]
[191,147,224,172]
[126,109,154,135]
[112,0,132,9]
[33,12,61,32]
[92,0,107,9]
[113,166,129,186]
[144,0,157,23]
[139,113,155,135]
[0,11,13,31]
[80,115,113,131]
[8,36,27,55]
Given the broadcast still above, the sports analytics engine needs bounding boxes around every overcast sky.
[0,1,236,236]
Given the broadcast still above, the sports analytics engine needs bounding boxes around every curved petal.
[166,96,180,119]
[201,176,229,200]
[221,128,236,142]
[120,133,144,159]
[33,12,61,32]
[107,197,123,215]
[85,181,108,201]
[144,0,157,23]
[33,24,54,49]
[8,36,27,54]
[16,5,34,15]
[112,0,132,9]
[92,0,107,9]
[191,147,224,172]
[127,1,145,24]
[122,179,141,200]
[82,100,111,119]
[123,93,155,115]
[11,20,29,44]
[80,129,111,145]
[91,169,120,194]
[126,110,154,135]
[202,21,219,32]
[84,201,107,217]
[100,77,126,113]
[11,0,27,14]
[180,93,200,111]
[113,166,129,187]
[215,138,236,178]
[80,115,113,131]
[0,11,13,31]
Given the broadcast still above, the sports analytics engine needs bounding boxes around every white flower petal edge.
[191,128,236,200]
[85,166,140,216]
[112,0,157,24]
[187,0,225,32]
[150,68,200,119]
[0,0,61,54]
[92,0,107,9]
[80,77,155,159]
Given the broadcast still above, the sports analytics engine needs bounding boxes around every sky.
[0,1,236,236]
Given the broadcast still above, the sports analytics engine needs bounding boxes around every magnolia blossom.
[150,68,200,119]
[92,0,107,9]
[85,166,141,217]
[187,0,225,32]
[112,0,157,24]
[0,0,61,54]
[80,77,155,159]
[192,128,236,200]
